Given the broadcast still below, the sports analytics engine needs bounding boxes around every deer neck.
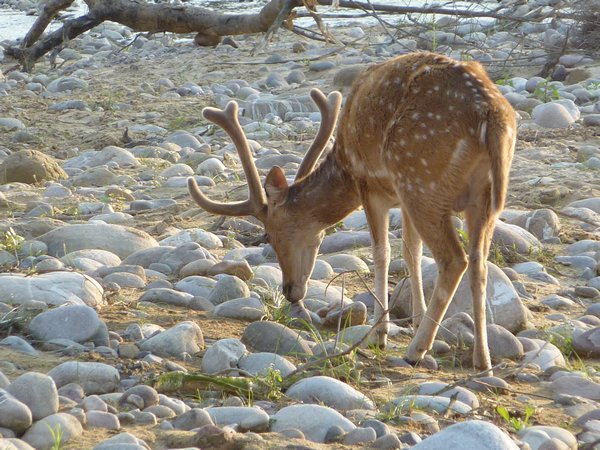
[288,150,361,227]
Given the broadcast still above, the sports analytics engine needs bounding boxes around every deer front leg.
[363,196,391,348]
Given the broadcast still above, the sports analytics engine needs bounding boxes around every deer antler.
[187,101,267,219]
[294,88,343,181]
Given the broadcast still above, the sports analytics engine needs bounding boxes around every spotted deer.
[188,52,517,372]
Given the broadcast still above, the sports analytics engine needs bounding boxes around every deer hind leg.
[363,195,391,348]
[405,214,468,363]
[464,182,496,373]
[401,211,426,332]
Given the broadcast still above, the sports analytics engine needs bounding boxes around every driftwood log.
[4,0,556,71]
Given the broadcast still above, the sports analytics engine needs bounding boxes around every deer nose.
[282,283,293,300]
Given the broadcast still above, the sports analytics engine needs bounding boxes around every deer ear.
[265,166,288,205]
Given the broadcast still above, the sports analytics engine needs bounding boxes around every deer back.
[335,52,517,212]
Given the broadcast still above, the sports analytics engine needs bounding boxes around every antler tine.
[294,88,343,181]
[187,101,266,219]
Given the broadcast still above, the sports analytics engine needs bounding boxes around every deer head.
[188,88,343,305]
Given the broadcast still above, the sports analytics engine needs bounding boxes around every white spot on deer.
[411,112,420,120]
[429,129,436,136]
[463,72,471,79]
[465,81,473,87]
[427,112,434,118]
[399,138,407,146]
[448,105,455,111]
[394,153,401,161]
[433,85,440,91]
[421,158,428,167]
[435,114,442,120]
[469,127,476,135]
[406,151,413,157]
[430,181,437,190]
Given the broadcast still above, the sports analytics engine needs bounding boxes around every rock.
[0,150,67,184]
[342,427,377,445]
[21,413,83,450]
[119,385,159,409]
[139,321,204,358]
[92,432,148,450]
[387,395,472,415]
[38,224,158,258]
[48,362,120,394]
[417,382,479,408]
[6,372,58,421]
[181,259,253,280]
[64,146,139,169]
[0,439,35,450]
[270,404,355,443]
[391,257,527,332]
[208,275,250,305]
[532,102,576,128]
[28,304,108,346]
[573,327,600,357]
[201,338,247,374]
[213,297,266,321]
[518,425,577,450]
[286,375,374,412]
[412,420,518,449]
[0,272,104,308]
[508,209,560,240]
[487,324,524,360]
[551,375,600,401]
[0,336,38,356]
[493,221,542,254]
[237,352,296,377]
[320,231,374,253]
[522,339,566,370]
[138,288,193,307]
[87,411,120,430]
[321,254,369,273]
[0,390,32,434]
[206,406,270,431]
[47,76,88,92]
[241,321,313,356]
[159,228,222,250]
[322,302,367,328]
[172,408,214,431]
[437,312,475,345]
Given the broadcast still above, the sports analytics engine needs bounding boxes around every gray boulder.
[28,304,108,346]
[391,257,527,332]
[38,224,158,258]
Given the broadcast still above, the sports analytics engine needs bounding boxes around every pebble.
[139,321,204,358]
[0,390,32,434]
[21,413,83,450]
[286,376,375,411]
[270,404,355,443]
[213,296,266,321]
[206,406,270,432]
[241,321,313,356]
[201,338,247,374]
[28,304,108,346]
[47,362,120,395]
[412,420,518,449]
[5,372,58,421]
